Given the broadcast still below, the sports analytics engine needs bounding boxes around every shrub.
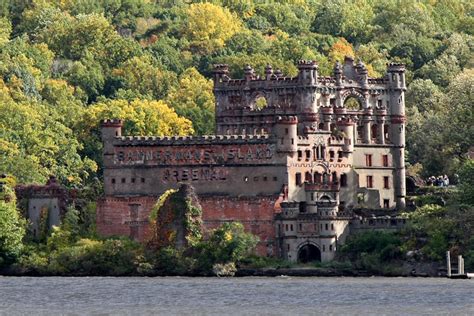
[194,222,258,273]
[48,238,143,275]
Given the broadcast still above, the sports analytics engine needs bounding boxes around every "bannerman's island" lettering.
[113,145,275,165]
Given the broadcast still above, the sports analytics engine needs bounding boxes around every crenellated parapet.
[100,119,123,127]
[113,134,273,147]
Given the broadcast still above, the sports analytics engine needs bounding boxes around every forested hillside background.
[0,0,472,188]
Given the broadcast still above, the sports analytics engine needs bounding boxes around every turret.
[337,117,355,152]
[101,119,122,156]
[355,60,369,89]
[265,64,273,80]
[244,65,255,81]
[387,63,406,209]
[274,116,298,154]
[297,61,318,115]
[387,62,406,91]
[334,61,343,86]
[212,64,230,84]
[297,60,318,85]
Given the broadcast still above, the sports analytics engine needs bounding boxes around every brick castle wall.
[96,194,282,256]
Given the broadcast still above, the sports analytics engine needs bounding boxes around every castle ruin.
[97,56,407,262]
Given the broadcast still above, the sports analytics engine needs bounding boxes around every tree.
[0,90,96,184]
[458,159,474,206]
[440,69,474,163]
[195,222,258,272]
[0,16,11,46]
[0,185,26,266]
[312,0,374,43]
[328,38,354,63]
[66,52,105,102]
[441,32,474,68]
[182,2,242,54]
[356,43,389,77]
[109,55,177,100]
[417,54,461,87]
[166,68,215,135]
[253,2,314,35]
[405,79,444,113]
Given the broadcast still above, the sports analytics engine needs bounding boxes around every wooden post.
[447,251,451,277]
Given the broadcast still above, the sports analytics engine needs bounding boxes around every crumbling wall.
[151,184,202,249]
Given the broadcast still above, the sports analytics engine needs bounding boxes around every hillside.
[0,0,472,188]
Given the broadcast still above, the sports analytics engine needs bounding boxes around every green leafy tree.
[417,54,461,87]
[458,159,474,206]
[0,16,11,46]
[110,55,177,100]
[0,185,26,266]
[405,79,444,113]
[166,68,215,135]
[195,222,258,272]
[312,0,374,43]
[182,2,242,54]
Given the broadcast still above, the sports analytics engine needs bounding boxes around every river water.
[0,277,473,315]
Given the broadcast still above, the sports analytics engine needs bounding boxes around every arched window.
[371,124,378,139]
[254,95,268,110]
[318,122,325,130]
[344,96,362,110]
[357,125,364,140]
[305,172,312,183]
[332,171,338,183]
[384,124,390,140]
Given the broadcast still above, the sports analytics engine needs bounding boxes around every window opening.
[382,155,389,167]
[365,154,372,167]
[340,174,347,187]
[367,175,373,188]
[295,173,302,186]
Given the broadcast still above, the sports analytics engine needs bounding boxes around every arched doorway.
[298,243,321,263]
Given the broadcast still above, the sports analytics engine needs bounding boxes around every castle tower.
[337,117,355,153]
[387,63,406,209]
[274,116,298,154]
[101,119,123,158]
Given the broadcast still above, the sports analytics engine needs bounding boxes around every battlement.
[387,62,406,72]
[276,116,298,124]
[297,60,318,69]
[101,119,123,127]
[15,176,74,199]
[114,134,273,146]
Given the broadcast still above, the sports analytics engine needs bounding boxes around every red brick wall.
[97,194,283,256]
[97,196,157,242]
[199,195,281,255]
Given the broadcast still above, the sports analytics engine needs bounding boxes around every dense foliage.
[0,185,26,267]
[0,0,471,186]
